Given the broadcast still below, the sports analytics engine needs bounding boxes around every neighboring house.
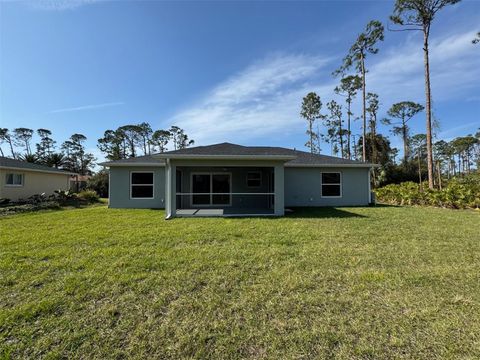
[0,157,76,201]
[101,143,374,218]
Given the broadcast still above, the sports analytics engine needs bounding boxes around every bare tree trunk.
[338,118,344,158]
[437,161,442,190]
[347,99,351,159]
[8,139,16,159]
[423,27,434,189]
[418,150,423,191]
[361,52,367,162]
[402,119,408,163]
[309,120,313,154]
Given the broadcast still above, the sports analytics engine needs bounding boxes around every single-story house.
[101,143,374,218]
[0,156,76,201]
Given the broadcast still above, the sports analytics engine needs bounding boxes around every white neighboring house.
[0,156,77,201]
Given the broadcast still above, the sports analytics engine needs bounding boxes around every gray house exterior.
[102,143,373,218]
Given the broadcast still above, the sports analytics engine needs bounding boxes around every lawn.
[1,206,479,359]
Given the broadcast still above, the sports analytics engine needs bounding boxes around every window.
[130,172,154,199]
[246,172,262,187]
[5,173,23,186]
[321,172,341,197]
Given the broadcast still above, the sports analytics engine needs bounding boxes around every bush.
[77,190,100,203]
[0,201,60,216]
[375,174,480,209]
[86,170,109,198]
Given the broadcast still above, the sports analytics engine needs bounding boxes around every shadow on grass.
[285,207,367,219]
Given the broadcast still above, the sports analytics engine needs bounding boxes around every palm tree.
[44,153,66,169]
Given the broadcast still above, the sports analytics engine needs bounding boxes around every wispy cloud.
[168,54,331,145]
[27,0,99,11]
[49,101,124,113]
[167,24,479,147]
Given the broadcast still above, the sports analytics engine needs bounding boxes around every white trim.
[0,165,76,175]
[189,172,232,207]
[285,163,376,168]
[4,172,24,187]
[178,192,274,195]
[156,154,296,160]
[246,171,262,188]
[320,171,342,198]
[129,171,154,200]
[101,162,165,168]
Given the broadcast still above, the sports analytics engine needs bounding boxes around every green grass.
[1,206,479,359]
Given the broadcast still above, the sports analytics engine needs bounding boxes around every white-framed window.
[130,171,154,199]
[246,171,262,188]
[321,172,342,197]
[5,173,24,187]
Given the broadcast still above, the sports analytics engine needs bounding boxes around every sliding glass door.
[191,173,231,206]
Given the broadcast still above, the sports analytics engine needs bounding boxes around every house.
[101,143,374,218]
[0,156,76,201]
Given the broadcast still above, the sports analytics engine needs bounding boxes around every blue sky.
[1,0,479,162]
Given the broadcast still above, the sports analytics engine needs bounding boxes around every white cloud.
[168,54,332,145]
[27,0,99,11]
[167,26,479,147]
[49,102,124,113]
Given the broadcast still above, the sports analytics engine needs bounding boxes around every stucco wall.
[108,167,166,208]
[284,167,370,207]
[0,168,71,201]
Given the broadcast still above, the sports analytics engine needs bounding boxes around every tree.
[13,128,34,156]
[300,92,324,154]
[19,154,39,163]
[86,170,109,198]
[326,100,346,157]
[473,32,480,44]
[334,75,362,159]
[390,0,461,189]
[383,101,424,163]
[358,133,393,166]
[0,128,16,158]
[62,134,95,175]
[410,133,427,188]
[36,128,56,162]
[98,130,124,161]
[44,153,66,169]
[137,122,153,155]
[391,148,399,164]
[151,130,171,153]
[334,20,384,162]
[366,92,380,166]
[169,126,194,150]
[118,125,142,158]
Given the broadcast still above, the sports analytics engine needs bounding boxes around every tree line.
[0,124,194,175]
[300,0,479,188]
[98,124,194,161]
[0,128,95,175]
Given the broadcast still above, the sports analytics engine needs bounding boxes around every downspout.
[165,158,173,220]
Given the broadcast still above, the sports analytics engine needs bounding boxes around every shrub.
[77,190,100,203]
[375,174,480,209]
[86,170,109,198]
[0,201,60,216]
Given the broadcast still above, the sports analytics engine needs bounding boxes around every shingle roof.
[101,154,165,166]
[0,156,77,174]
[102,143,374,167]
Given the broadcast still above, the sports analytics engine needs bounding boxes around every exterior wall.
[108,167,166,209]
[0,168,71,201]
[284,167,370,207]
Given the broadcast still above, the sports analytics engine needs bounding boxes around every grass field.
[1,206,479,359]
